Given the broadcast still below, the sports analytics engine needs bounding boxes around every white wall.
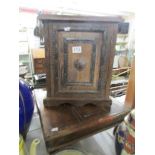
[19,12,40,49]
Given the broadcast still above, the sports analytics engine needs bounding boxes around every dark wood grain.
[34,89,131,153]
[43,23,52,97]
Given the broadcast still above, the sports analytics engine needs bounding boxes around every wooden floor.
[25,89,126,155]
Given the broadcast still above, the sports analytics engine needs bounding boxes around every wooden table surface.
[34,89,131,153]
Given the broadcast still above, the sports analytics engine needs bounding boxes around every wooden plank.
[125,57,135,108]
[34,89,131,153]
[113,67,131,71]
[110,85,127,91]
[112,68,130,78]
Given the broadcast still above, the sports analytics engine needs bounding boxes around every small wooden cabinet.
[32,48,45,74]
[33,58,45,74]
[38,14,123,111]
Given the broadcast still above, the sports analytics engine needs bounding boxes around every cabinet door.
[57,31,103,94]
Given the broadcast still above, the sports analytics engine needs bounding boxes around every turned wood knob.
[74,59,86,71]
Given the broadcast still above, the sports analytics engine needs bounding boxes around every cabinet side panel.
[104,24,118,97]
[43,22,53,96]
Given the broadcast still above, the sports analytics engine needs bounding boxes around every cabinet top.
[38,14,123,23]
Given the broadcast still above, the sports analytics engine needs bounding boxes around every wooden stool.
[34,89,131,153]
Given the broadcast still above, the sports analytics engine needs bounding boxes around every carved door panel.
[57,31,103,94]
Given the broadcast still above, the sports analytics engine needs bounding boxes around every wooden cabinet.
[38,14,123,111]
[33,58,45,74]
[32,48,45,74]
